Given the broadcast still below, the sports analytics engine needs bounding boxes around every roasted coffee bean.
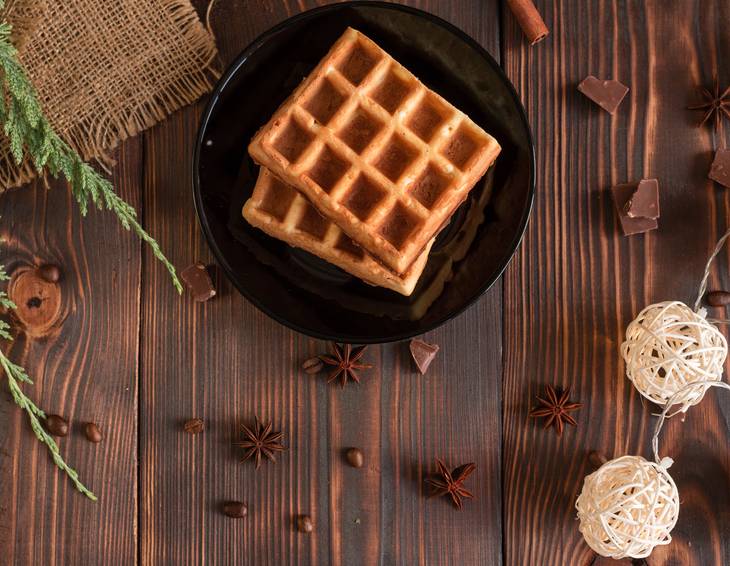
[183,418,205,434]
[345,447,364,468]
[302,357,324,374]
[296,514,313,533]
[84,422,103,443]
[46,414,69,437]
[588,451,607,469]
[38,264,62,283]
[223,501,248,518]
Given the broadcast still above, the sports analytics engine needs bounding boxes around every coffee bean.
[302,357,324,374]
[183,418,205,434]
[84,422,103,443]
[345,447,364,468]
[46,414,69,437]
[588,451,607,469]
[38,264,62,283]
[296,514,313,533]
[707,291,730,307]
[223,501,247,518]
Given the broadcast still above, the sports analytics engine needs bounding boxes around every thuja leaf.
[0,261,96,500]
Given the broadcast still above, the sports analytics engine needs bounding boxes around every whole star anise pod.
[425,459,476,510]
[688,78,730,133]
[234,416,286,469]
[320,343,372,388]
[528,385,582,436]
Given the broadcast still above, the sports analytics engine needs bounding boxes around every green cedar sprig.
[0,260,96,500]
[0,10,181,293]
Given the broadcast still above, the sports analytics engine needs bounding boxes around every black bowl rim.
[192,0,535,343]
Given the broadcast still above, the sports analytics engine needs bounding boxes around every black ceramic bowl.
[193,2,534,343]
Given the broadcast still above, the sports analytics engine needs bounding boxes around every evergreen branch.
[0,263,97,500]
[0,17,182,293]
[3,363,97,500]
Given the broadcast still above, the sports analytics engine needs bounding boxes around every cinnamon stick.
[507,0,549,45]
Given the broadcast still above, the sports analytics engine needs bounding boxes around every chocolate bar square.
[624,178,660,219]
[611,182,658,236]
[578,76,629,114]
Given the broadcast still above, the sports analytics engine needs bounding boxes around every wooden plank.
[140,1,503,564]
[0,141,142,564]
[501,1,730,565]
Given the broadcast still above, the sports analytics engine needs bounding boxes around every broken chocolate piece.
[409,339,440,374]
[611,183,658,236]
[709,148,730,188]
[181,263,216,302]
[578,76,629,114]
[624,179,660,219]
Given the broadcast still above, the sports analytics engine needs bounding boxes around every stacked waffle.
[243,28,501,296]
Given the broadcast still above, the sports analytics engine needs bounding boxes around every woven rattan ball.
[576,455,679,559]
[621,301,727,411]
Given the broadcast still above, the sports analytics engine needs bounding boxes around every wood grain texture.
[138,1,503,565]
[3,1,730,565]
[0,141,141,564]
[502,1,730,565]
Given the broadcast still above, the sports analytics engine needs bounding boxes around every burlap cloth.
[0,0,219,191]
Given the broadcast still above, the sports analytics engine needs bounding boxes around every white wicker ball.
[576,455,679,559]
[621,301,727,411]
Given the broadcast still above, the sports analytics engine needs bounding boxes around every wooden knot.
[7,266,63,337]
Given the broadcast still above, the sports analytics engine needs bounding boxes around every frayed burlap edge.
[0,0,220,192]
[69,0,221,164]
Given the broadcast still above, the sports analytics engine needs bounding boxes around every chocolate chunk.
[181,263,216,302]
[709,148,730,188]
[578,76,629,114]
[611,183,658,236]
[409,339,440,374]
[624,179,660,219]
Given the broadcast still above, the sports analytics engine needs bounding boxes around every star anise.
[425,459,476,510]
[234,416,286,469]
[320,343,372,387]
[688,78,730,133]
[528,385,582,436]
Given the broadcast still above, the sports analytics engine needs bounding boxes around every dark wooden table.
[1,1,729,564]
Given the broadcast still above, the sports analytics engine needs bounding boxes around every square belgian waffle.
[249,27,501,274]
[242,168,433,296]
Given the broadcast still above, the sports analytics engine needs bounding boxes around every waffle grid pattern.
[249,28,501,274]
[243,168,431,296]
